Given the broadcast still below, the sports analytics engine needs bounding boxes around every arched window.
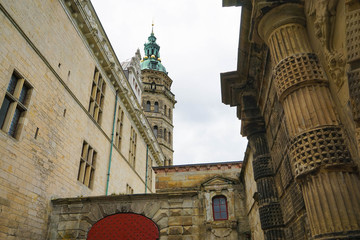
[164,105,167,116]
[154,102,159,112]
[168,109,171,118]
[168,132,171,144]
[146,101,151,112]
[212,196,228,220]
[153,126,158,138]
[164,129,167,141]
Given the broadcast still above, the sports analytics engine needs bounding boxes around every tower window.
[212,196,228,220]
[168,109,171,119]
[164,105,167,115]
[168,132,171,144]
[146,101,151,111]
[164,129,167,141]
[153,125,158,138]
[154,102,159,112]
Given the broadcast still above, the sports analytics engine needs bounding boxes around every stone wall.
[154,162,241,191]
[0,1,162,239]
[48,162,249,239]
[221,1,360,239]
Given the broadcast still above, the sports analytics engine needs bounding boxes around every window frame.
[0,70,32,139]
[88,68,106,125]
[146,101,151,112]
[154,101,159,112]
[77,141,97,189]
[212,195,228,221]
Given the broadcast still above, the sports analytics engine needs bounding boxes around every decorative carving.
[346,8,360,63]
[259,203,284,230]
[253,155,273,181]
[274,53,327,100]
[326,51,346,88]
[348,69,360,120]
[211,228,232,238]
[306,0,339,52]
[290,126,352,178]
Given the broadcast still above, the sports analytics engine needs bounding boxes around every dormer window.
[212,196,228,221]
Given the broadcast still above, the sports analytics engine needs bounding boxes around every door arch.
[87,213,159,240]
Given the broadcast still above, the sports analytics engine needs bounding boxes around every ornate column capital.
[258,3,306,45]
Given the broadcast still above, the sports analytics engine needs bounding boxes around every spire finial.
[152,19,154,34]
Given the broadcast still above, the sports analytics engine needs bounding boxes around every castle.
[0,0,360,239]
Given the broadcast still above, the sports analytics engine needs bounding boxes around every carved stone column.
[258,3,360,239]
[346,0,360,143]
[242,95,285,240]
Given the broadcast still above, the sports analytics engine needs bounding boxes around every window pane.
[220,204,227,212]
[9,107,22,137]
[0,97,11,129]
[213,204,220,213]
[221,211,227,219]
[19,84,29,104]
[214,212,221,220]
[7,75,17,95]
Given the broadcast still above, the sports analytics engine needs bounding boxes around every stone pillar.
[346,0,360,147]
[258,3,360,239]
[242,96,285,240]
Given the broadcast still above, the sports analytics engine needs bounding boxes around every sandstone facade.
[222,0,360,239]
[49,162,250,240]
[0,0,164,239]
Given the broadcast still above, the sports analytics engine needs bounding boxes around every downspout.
[145,144,149,193]
[106,91,117,195]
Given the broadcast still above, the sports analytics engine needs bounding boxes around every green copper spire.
[140,24,167,74]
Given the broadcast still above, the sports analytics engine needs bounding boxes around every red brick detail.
[87,213,159,240]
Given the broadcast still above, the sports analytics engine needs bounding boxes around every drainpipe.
[106,91,117,195]
[145,144,149,193]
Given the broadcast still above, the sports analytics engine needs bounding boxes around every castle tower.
[141,26,176,166]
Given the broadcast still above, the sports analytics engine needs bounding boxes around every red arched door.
[87,213,159,240]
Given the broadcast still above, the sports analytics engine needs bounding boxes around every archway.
[87,213,159,240]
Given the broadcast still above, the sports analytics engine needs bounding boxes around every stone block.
[168,226,183,235]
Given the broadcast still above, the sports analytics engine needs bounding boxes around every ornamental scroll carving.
[306,0,346,88]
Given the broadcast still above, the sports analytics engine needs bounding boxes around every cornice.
[60,0,164,165]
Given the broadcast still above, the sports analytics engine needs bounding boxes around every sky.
[91,0,248,165]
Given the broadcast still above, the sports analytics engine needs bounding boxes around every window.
[129,127,137,167]
[77,141,97,188]
[154,102,159,112]
[212,196,228,220]
[164,105,167,115]
[126,184,134,194]
[164,128,167,141]
[146,101,151,111]
[168,109,171,119]
[0,71,31,138]
[115,106,124,149]
[168,132,171,144]
[88,68,105,124]
[153,125,158,138]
